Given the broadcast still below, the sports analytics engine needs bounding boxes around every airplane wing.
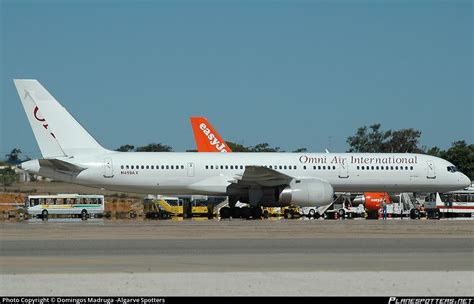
[39,159,86,174]
[231,165,293,187]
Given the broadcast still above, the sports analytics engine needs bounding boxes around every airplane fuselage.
[25,151,469,196]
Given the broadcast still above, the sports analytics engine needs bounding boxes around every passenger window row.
[356,165,413,171]
[205,165,298,170]
[122,164,414,171]
[121,165,185,170]
[312,165,337,170]
[203,165,337,171]
[205,165,245,170]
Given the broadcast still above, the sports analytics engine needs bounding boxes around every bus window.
[443,194,453,207]
[426,193,436,202]
[452,194,469,202]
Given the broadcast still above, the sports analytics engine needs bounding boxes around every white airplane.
[14,80,471,211]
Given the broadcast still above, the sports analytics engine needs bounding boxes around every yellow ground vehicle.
[144,196,211,218]
[161,197,184,215]
[262,207,283,218]
[190,197,211,217]
[143,198,172,219]
[261,206,296,218]
[281,205,302,219]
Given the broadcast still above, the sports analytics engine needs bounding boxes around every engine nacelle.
[279,178,334,207]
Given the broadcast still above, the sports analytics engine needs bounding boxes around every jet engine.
[279,178,334,207]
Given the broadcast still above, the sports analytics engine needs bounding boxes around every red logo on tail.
[33,106,56,139]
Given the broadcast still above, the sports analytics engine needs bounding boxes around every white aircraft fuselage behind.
[24,152,468,193]
[15,79,471,208]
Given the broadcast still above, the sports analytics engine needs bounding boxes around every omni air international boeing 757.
[14,80,471,212]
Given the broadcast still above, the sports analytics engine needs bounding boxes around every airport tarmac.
[1,219,473,296]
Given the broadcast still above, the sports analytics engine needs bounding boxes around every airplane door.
[339,159,349,178]
[187,162,195,177]
[104,158,114,178]
[426,160,436,179]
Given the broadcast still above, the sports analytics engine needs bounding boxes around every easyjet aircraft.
[190,117,232,152]
[15,80,471,215]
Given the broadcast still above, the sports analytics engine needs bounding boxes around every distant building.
[14,167,30,182]
[1,164,51,183]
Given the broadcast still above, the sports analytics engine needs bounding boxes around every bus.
[25,194,104,220]
[425,187,474,219]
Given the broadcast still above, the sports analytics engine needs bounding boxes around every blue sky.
[1,0,472,158]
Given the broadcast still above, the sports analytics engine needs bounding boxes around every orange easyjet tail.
[190,117,232,152]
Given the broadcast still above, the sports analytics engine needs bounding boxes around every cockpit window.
[447,166,458,173]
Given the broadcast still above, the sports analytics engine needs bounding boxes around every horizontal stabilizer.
[39,159,86,173]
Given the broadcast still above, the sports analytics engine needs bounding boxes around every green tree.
[0,167,18,190]
[226,141,252,152]
[346,124,391,152]
[439,141,474,180]
[386,129,423,153]
[347,123,423,153]
[116,144,135,152]
[426,146,442,157]
[251,143,280,152]
[5,148,23,164]
[293,148,307,153]
[135,143,173,152]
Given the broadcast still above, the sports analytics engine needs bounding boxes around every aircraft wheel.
[241,207,252,219]
[42,210,48,221]
[410,209,420,220]
[220,207,231,219]
[232,207,242,218]
[81,209,88,220]
[251,207,263,219]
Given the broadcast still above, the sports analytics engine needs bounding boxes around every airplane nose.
[459,173,471,188]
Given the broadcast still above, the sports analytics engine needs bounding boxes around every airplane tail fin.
[190,117,232,152]
[14,79,106,158]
